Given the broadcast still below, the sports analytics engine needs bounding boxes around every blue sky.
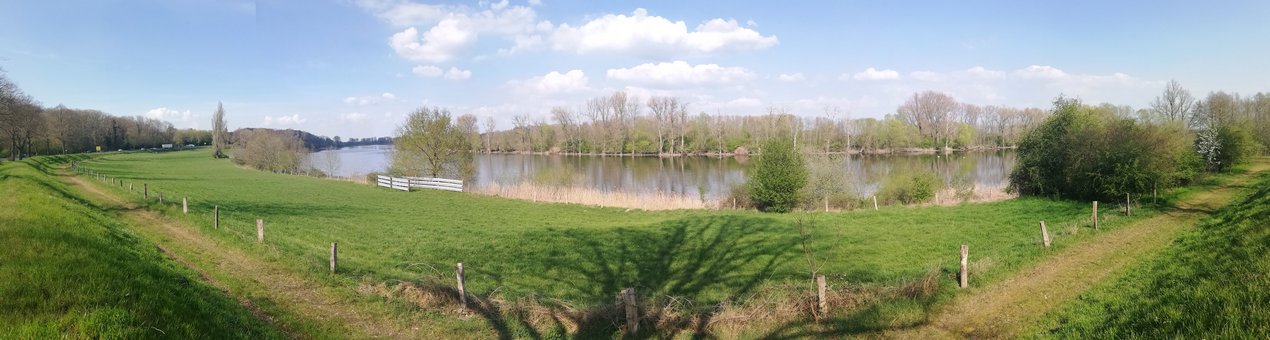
[2,0,1268,138]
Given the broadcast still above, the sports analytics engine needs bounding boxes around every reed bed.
[474,182,719,211]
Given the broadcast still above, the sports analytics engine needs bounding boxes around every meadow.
[1034,171,1270,338]
[68,149,1157,337]
[0,155,280,338]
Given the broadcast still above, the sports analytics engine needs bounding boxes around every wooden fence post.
[159,192,164,204]
[824,196,829,212]
[214,205,219,229]
[129,183,133,192]
[330,242,338,273]
[873,195,879,210]
[182,197,188,214]
[620,288,639,334]
[959,245,969,288]
[456,263,467,309]
[1092,201,1099,229]
[1040,221,1051,248]
[256,219,264,242]
[144,183,148,200]
[816,275,828,316]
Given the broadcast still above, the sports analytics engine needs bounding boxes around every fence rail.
[377,175,464,192]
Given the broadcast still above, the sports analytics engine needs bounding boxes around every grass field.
[64,149,1165,336]
[0,155,282,338]
[1033,171,1270,338]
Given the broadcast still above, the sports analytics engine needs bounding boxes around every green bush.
[748,139,807,212]
[1009,97,1199,201]
[877,171,940,204]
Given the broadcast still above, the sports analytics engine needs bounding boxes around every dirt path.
[884,162,1269,339]
[63,172,434,339]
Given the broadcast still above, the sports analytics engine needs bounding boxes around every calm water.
[310,145,1016,198]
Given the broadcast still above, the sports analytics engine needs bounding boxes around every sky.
[2,0,1268,138]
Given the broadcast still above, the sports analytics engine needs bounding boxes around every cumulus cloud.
[606,61,754,86]
[964,66,1006,79]
[778,73,805,82]
[510,69,590,95]
[550,8,777,57]
[412,65,443,77]
[344,93,398,105]
[909,71,945,82]
[444,67,472,80]
[389,17,476,63]
[145,107,195,123]
[264,114,307,126]
[848,67,900,80]
[1013,65,1068,80]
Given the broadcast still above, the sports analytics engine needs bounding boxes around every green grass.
[69,150,1163,336]
[0,155,282,338]
[1034,171,1270,338]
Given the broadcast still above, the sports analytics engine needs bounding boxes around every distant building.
[162,144,174,149]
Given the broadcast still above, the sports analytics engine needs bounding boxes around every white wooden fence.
[376,175,464,192]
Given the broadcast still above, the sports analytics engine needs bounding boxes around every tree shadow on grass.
[455,215,801,339]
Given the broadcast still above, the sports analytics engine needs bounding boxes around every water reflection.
[310,146,1015,199]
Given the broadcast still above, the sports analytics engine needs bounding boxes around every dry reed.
[474,182,719,211]
[358,272,945,338]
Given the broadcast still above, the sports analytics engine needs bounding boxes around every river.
[309,145,1016,199]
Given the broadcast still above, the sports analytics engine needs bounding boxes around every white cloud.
[510,69,590,95]
[778,73,805,82]
[489,0,509,10]
[145,107,195,123]
[389,17,476,63]
[264,114,307,126]
[341,112,368,123]
[344,93,397,105]
[354,0,451,26]
[849,67,900,80]
[550,8,777,57]
[727,97,762,107]
[964,66,1006,79]
[444,67,472,80]
[606,61,754,86]
[909,71,945,82]
[1013,65,1068,80]
[412,65,443,77]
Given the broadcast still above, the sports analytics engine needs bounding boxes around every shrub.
[748,139,807,212]
[877,171,940,204]
[1009,97,1200,201]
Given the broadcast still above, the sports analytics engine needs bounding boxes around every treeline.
[2,72,212,160]
[480,90,1050,155]
[1010,81,1268,201]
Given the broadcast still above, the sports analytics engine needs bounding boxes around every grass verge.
[0,155,281,338]
[1032,169,1270,338]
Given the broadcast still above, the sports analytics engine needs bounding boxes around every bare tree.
[512,114,531,152]
[1150,80,1195,123]
[647,96,683,155]
[897,91,957,148]
[551,107,578,153]
[482,116,496,153]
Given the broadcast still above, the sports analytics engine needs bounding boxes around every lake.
[310,145,1016,199]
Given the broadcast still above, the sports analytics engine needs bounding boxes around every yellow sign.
[95,146,102,152]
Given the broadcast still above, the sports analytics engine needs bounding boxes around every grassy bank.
[67,149,1166,336]
[0,155,281,338]
[1034,169,1270,338]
